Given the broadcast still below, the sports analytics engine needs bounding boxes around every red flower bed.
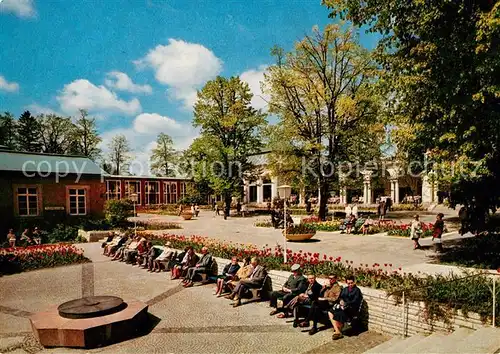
[0,244,89,275]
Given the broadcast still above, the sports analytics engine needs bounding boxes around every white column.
[390,179,400,204]
[257,179,263,204]
[340,186,348,204]
[243,181,249,204]
[363,183,369,205]
[271,177,278,200]
[367,183,372,205]
[299,187,305,206]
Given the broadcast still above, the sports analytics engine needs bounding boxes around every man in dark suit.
[269,264,307,318]
[230,257,267,307]
[183,247,213,287]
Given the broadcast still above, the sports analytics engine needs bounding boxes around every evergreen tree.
[0,112,18,150]
[17,111,42,152]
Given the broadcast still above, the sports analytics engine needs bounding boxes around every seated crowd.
[101,232,363,341]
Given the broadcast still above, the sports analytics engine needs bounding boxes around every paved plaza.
[0,243,389,354]
[134,208,468,276]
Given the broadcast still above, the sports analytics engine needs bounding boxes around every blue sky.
[0,0,379,172]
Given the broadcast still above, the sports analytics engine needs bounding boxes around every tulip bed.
[145,233,499,326]
[0,244,89,275]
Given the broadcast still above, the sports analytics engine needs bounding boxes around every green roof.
[0,150,106,176]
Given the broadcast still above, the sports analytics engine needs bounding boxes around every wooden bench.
[300,299,365,334]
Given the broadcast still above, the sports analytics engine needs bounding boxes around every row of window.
[105,180,188,205]
[16,186,87,217]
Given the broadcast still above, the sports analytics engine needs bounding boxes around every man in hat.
[151,241,175,271]
[269,263,307,318]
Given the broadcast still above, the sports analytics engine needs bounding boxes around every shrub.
[0,244,89,275]
[78,218,112,231]
[47,224,78,243]
[285,224,316,235]
[254,219,273,227]
[304,221,341,232]
[135,220,182,230]
[104,199,134,227]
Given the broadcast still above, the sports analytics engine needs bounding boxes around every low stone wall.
[78,230,111,243]
[210,255,490,337]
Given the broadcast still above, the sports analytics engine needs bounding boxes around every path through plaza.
[134,211,471,277]
[0,243,388,353]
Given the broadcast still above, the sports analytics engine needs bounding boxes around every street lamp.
[130,193,138,237]
[278,185,292,264]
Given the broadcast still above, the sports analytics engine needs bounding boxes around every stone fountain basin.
[30,297,148,348]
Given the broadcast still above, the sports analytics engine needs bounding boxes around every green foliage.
[78,218,112,231]
[324,0,500,224]
[46,224,78,243]
[150,133,178,176]
[107,134,132,175]
[186,76,267,211]
[0,112,17,149]
[135,220,182,230]
[265,24,383,220]
[285,224,316,235]
[17,111,42,152]
[39,114,75,154]
[69,109,102,160]
[104,199,134,227]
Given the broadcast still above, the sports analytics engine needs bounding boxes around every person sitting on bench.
[172,247,198,280]
[150,241,175,272]
[299,275,342,335]
[228,257,267,307]
[214,256,241,296]
[269,264,307,318]
[328,275,362,340]
[225,257,253,294]
[182,247,213,287]
[283,274,322,327]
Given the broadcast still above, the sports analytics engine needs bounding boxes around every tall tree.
[324,0,500,227]
[150,133,177,176]
[108,134,131,175]
[187,76,267,216]
[39,114,75,154]
[17,111,42,152]
[70,109,102,160]
[0,112,18,150]
[264,24,382,219]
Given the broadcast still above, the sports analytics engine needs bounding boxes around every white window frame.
[16,186,40,216]
[68,188,87,216]
[106,180,121,200]
[180,182,187,199]
[125,181,141,204]
[145,181,160,205]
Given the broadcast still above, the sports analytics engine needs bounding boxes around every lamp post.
[130,193,138,237]
[278,185,292,264]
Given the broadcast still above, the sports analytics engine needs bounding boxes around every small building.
[103,175,191,207]
[0,150,107,233]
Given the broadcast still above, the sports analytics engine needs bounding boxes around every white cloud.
[134,39,222,109]
[100,113,198,176]
[104,71,152,94]
[133,113,182,133]
[56,79,141,116]
[0,0,36,18]
[0,75,19,92]
[240,65,269,111]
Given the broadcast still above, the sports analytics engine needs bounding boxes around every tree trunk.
[224,193,232,220]
[318,180,330,221]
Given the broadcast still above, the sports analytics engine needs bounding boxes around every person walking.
[410,214,423,249]
[432,213,445,253]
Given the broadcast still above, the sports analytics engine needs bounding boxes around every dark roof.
[0,150,106,175]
